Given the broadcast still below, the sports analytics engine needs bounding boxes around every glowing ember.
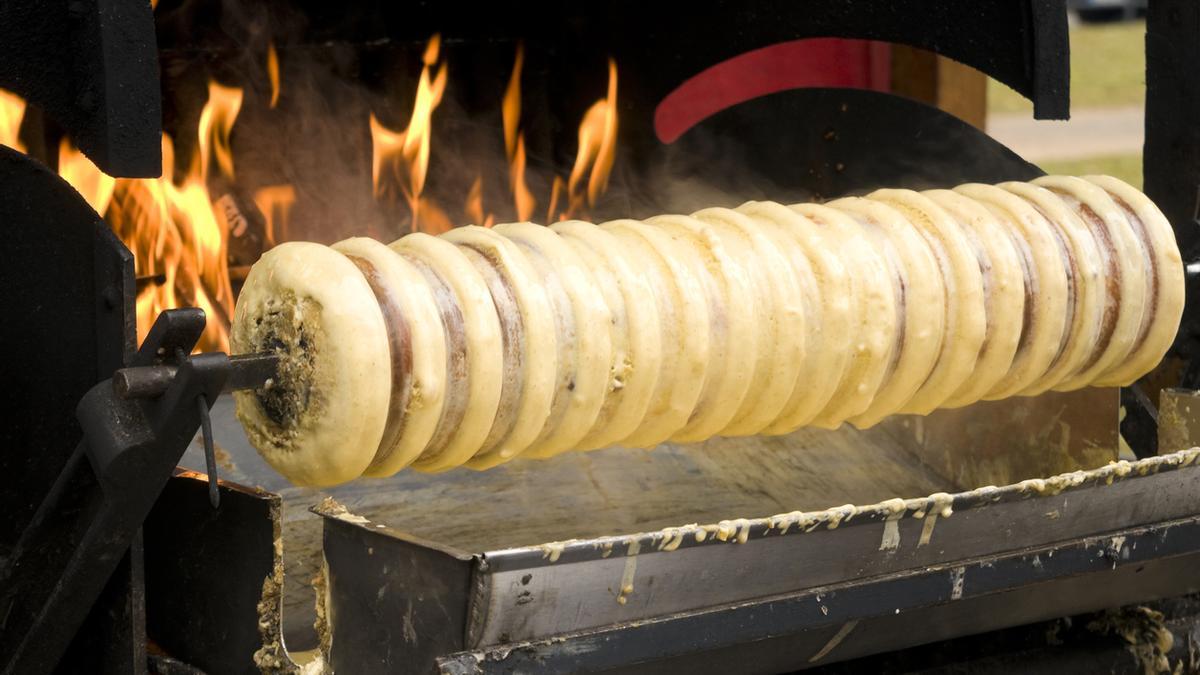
[0,88,26,153]
[267,43,282,109]
[370,34,450,234]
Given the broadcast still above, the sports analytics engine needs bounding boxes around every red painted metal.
[654,38,892,144]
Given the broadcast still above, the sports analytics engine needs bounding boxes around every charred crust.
[242,295,320,442]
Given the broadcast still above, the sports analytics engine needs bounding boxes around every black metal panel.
[324,517,477,673]
[1145,0,1200,362]
[144,473,281,674]
[660,88,1044,209]
[156,0,1068,121]
[0,317,229,675]
[807,594,1200,674]
[60,534,147,675]
[0,145,132,556]
[0,0,161,176]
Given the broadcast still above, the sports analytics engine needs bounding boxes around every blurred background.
[988,4,1147,186]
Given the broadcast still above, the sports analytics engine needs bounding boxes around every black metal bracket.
[1120,384,1159,458]
[0,309,230,675]
[0,0,161,176]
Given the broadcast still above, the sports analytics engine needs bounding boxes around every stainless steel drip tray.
[183,387,1200,672]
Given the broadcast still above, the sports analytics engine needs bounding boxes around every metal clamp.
[0,308,251,675]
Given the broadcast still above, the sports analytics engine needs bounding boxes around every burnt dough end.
[231,242,391,487]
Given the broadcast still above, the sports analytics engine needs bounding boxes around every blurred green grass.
[1038,153,1142,188]
[988,19,1146,114]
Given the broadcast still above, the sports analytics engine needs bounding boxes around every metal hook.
[173,347,221,509]
[197,393,220,509]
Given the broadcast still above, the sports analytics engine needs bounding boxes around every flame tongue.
[58,139,115,215]
[564,58,618,219]
[371,34,451,234]
[503,45,537,221]
[1,40,622,354]
[267,43,281,109]
[198,81,244,181]
[0,89,26,153]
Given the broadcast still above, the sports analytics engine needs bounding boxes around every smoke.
[154,0,794,249]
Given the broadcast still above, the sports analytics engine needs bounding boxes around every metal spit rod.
[113,352,280,399]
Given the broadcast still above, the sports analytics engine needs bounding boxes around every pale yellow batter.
[230,176,1184,486]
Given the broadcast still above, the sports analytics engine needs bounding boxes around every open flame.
[371,34,452,234]
[0,89,26,153]
[58,139,115,215]
[503,45,537,221]
[370,39,620,230]
[105,81,240,353]
[2,83,243,353]
[253,184,296,248]
[267,42,281,109]
[198,81,244,181]
[500,52,619,223]
[2,42,620,354]
[564,58,619,219]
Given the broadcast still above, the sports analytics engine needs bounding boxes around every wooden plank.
[891,45,988,130]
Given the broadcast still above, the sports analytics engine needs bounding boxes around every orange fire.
[198,81,243,180]
[371,34,451,234]
[58,139,115,215]
[503,46,537,221]
[54,82,241,353]
[0,88,26,153]
[563,58,618,219]
[253,184,296,247]
[464,176,495,228]
[267,43,282,109]
[2,44,622,357]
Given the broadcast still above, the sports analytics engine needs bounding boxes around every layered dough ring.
[689,208,806,436]
[831,197,946,428]
[646,214,757,442]
[1084,175,1185,383]
[602,219,711,447]
[231,242,390,486]
[998,182,1105,393]
[391,233,504,472]
[551,221,662,450]
[789,203,897,428]
[440,226,557,469]
[922,190,1026,408]
[331,238,446,477]
[868,189,986,415]
[231,176,1185,487]
[738,201,853,433]
[1033,176,1148,387]
[955,184,1070,399]
[495,222,612,458]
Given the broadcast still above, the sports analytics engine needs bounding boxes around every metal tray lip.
[311,496,478,562]
[479,447,1200,572]
[172,467,282,505]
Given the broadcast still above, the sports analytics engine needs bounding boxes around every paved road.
[986,105,1144,162]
